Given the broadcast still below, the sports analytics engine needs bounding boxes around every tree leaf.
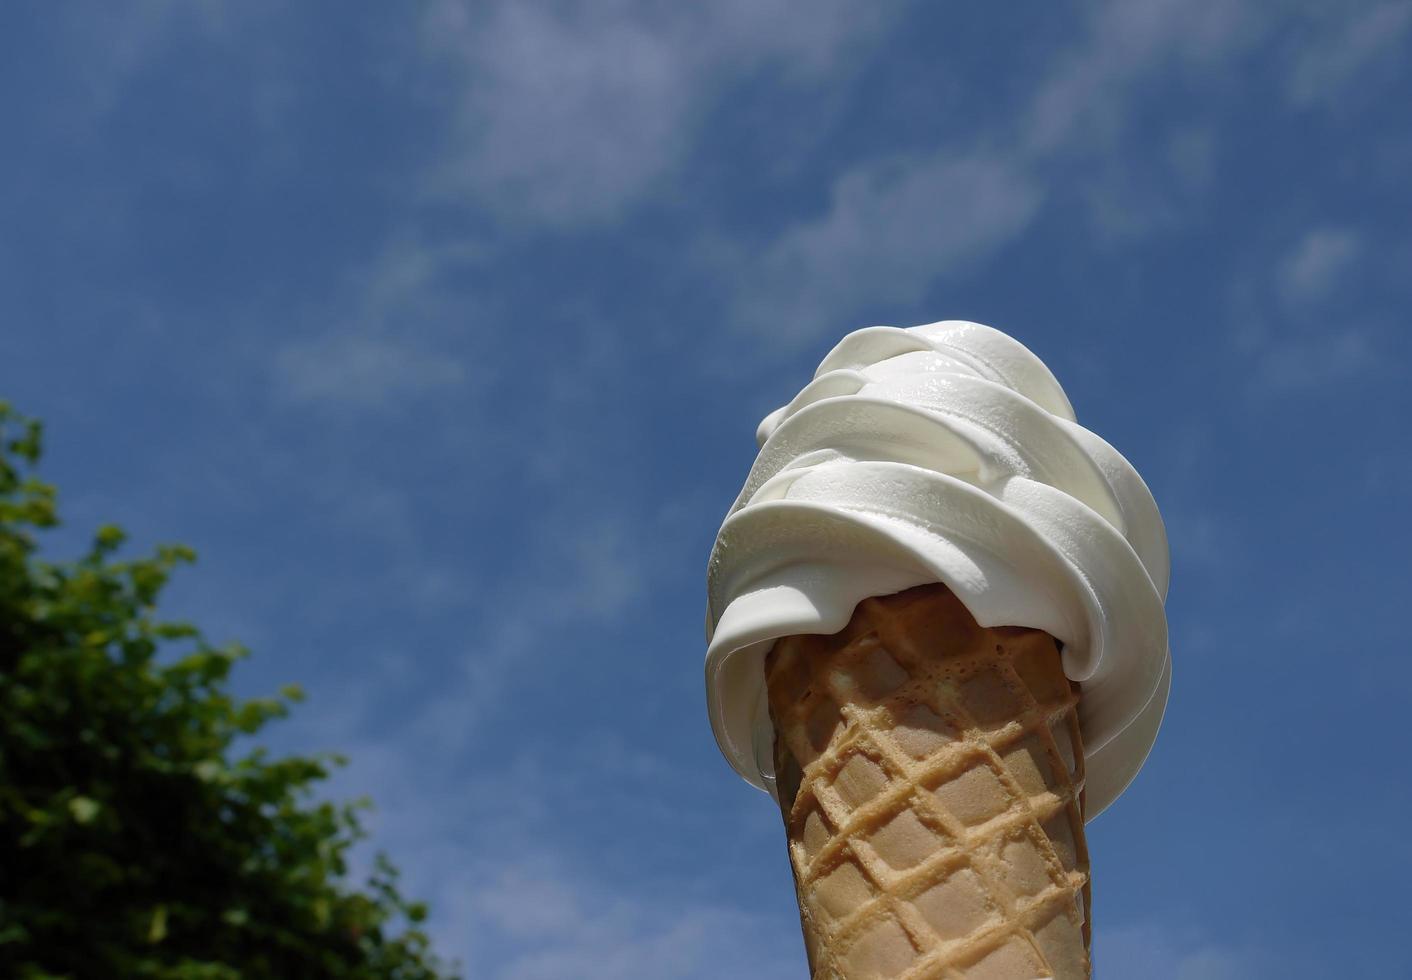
[147,905,168,944]
[68,796,101,825]
[0,401,458,978]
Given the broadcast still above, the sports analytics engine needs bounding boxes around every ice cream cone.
[766,583,1090,979]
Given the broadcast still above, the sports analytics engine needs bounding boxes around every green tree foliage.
[0,403,457,979]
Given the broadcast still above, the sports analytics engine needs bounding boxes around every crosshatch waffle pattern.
[765,584,1091,980]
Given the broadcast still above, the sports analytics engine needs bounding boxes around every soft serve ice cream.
[705,320,1170,818]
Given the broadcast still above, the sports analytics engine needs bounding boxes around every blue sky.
[3,2,1410,976]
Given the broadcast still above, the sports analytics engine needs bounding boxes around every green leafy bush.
[0,403,456,979]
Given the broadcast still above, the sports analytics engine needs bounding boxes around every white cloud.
[417,0,1271,250]
[304,660,797,978]
[1100,920,1277,979]
[1217,227,1384,408]
[1248,324,1381,398]
[480,868,785,980]
[1080,125,1219,241]
[1021,0,1259,156]
[267,502,700,974]
[1276,227,1361,306]
[1287,2,1412,107]
[1011,0,1263,226]
[274,335,465,407]
[421,0,902,227]
[426,853,798,980]
[396,512,652,756]
[424,4,693,227]
[732,0,1270,346]
[735,149,1043,345]
[269,235,487,408]
[299,724,796,977]
[43,1,236,125]
[283,504,660,778]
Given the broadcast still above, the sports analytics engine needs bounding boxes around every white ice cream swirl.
[705,321,1170,819]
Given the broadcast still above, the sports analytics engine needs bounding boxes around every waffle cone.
[765,583,1091,979]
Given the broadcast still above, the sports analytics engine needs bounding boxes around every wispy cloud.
[286,500,661,775]
[1020,0,1258,156]
[448,855,796,980]
[1287,2,1412,108]
[1081,124,1218,241]
[265,477,736,976]
[1101,920,1279,979]
[1247,324,1382,399]
[303,723,794,978]
[274,335,465,407]
[1226,226,1385,399]
[421,0,903,228]
[1218,217,1397,408]
[269,235,485,408]
[735,149,1043,344]
[1276,227,1361,307]
[399,512,652,750]
[37,1,244,129]
[730,0,1270,346]
[309,657,795,979]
